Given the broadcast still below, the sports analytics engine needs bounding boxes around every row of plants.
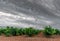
[0,26,60,37]
[0,26,40,37]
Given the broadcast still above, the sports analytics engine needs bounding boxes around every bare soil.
[0,33,60,41]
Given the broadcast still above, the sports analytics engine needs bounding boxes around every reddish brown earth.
[0,33,60,41]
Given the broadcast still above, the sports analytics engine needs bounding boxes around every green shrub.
[24,27,34,37]
[1,28,5,33]
[12,28,19,36]
[18,28,24,35]
[10,27,17,36]
[55,29,60,35]
[4,26,11,36]
[32,29,41,35]
[43,26,56,36]
[23,27,41,37]
[0,28,3,35]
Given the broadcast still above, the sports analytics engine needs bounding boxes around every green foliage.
[55,29,60,35]
[23,28,33,37]
[24,27,40,37]
[15,28,20,36]
[0,28,3,35]
[18,28,24,35]
[33,29,41,35]
[43,26,56,36]
[10,27,24,36]
[0,26,60,37]
[10,27,18,36]
[4,26,11,36]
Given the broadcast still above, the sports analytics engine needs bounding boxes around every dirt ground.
[0,33,60,41]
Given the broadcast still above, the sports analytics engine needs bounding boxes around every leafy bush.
[55,29,60,35]
[0,28,3,35]
[33,29,41,35]
[24,27,41,37]
[13,28,20,36]
[10,27,19,36]
[18,28,24,35]
[43,26,56,36]
[23,28,33,37]
[4,26,11,36]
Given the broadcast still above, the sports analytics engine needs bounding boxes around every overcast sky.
[0,0,60,29]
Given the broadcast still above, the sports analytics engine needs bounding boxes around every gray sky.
[0,0,60,29]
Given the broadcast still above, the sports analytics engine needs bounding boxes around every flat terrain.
[0,34,60,41]
[0,36,60,41]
